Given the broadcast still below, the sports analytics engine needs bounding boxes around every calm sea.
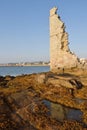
[0,66,50,76]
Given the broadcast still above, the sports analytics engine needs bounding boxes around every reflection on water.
[43,100,83,122]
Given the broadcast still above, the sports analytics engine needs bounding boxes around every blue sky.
[0,0,87,63]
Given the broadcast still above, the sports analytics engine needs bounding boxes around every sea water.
[0,66,50,76]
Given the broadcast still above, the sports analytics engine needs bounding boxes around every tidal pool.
[43,100,83,122]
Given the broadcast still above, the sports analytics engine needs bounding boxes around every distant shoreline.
[0,64,50,67]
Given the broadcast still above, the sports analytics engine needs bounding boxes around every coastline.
[0,64,50,67]
[0,69,87,129]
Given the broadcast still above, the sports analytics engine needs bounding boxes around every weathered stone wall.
[50,7,80,71]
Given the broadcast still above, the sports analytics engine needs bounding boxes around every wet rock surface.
[0,69,87,130]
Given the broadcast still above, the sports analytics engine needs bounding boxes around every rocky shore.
[0,68,87,130]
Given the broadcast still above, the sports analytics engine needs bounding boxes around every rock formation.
[0,70,87,129]
[50,7,80,71]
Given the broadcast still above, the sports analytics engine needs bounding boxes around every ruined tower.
[50,7,79,71]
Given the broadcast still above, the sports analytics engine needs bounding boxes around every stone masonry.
[50,7,80,71]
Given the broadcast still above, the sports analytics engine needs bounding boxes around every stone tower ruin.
[50,7,80,71]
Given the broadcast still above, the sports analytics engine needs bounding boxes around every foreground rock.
[0,69,87,130]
